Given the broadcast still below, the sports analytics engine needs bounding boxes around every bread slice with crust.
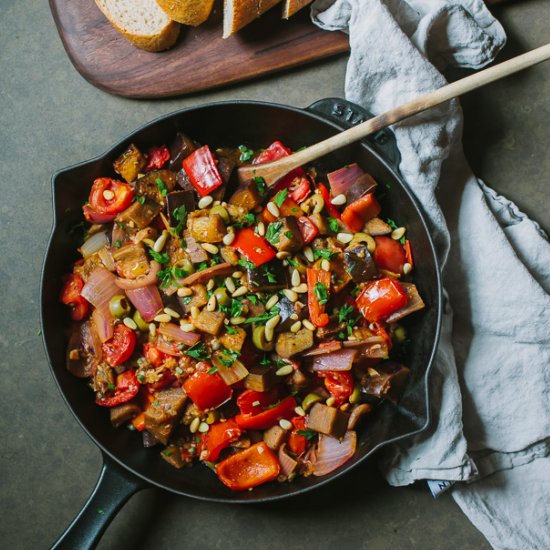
[223,0,282,38]
[282,0,312,19]
[94,0,180,52]
[155,0,215,26]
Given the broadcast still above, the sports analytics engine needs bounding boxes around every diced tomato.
[96,370,139,407]
[216,442,280,491]
[88,178,135,216]
[102,324,137,367]
[319,371,354,407]
[287,416,308,456]
[182,145,223,197]
[289,176,311,204]
[199,419,243,462]
[230,227,276,267]
[316,183,341,219]
[297,216,319,244]
[145,145,170,171]
[235,396,297,430]
[341,193,381,232]
[60,274,89,321]
[356,277,408,323]
[253,141,305,192]
[183,365,233,410]
[83,205,117,223]
[307,268,330,327]
[373,236,407,274]
[142,343,167,368]
[236,389,278,416]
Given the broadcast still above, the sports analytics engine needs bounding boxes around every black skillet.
[41,99,442,549]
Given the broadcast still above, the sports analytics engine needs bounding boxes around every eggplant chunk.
[307,403,349,439]
[361,362,410,402]
[268,217,304,253]
[277,295,306,331]
[275,329,314,358]
[218,326,247,352]
[385,283,425,323]
[193,310,225,336]
[169,133,199,171]
[166,190,196,226]
[113,143,146,183]
[116,197,161,229]
[246,260,288,292]
[189,213,226,243]
[229,180,262,210]
[244,367,277,392]
[136,170,177,204]
[344,245,378,284]
[264,425,287,451]
[178,284,208,314]
[110,402,141,428]
[144,388,187,445]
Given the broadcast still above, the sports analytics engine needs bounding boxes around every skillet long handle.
[50,454,146,550]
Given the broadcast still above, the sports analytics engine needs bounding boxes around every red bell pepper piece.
[262,195,301,224]
[236,389,278,416]
[341,193,381,232]
[182,145,223,197]
[289,176,311,204]
[318,371,354,407]
[216,442,280,491]
[199,419,243,462]
[253,141,305,192]
[142,343,167,368]
[297,216,319,244]
[102,324,137,367]
[131,393,155,431]
[145,145,170,171]
[230,227,276,267]
[373,236,407,274]
[88,178,135,216]
[83,205,117,223]
[404,239,414,270]
[317,183,341,219]
[60,273,89,321]
[183,366,233,410]
[96,369,140,407]
[356,277,408,323]
[235,396,297,430]
[307,268,330,328]
[287,416,308,456]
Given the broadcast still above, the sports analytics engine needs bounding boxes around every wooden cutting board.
[49,1,349,99]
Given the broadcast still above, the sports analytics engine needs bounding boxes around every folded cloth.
[311,1,550,548]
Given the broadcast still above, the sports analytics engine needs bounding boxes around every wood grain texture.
[48,0,349,99]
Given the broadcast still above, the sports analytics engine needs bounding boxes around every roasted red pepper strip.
[182,145,223,197]
[183,366,233,410]
[297,216,319,244]
[88,178,135,216]
[356,277,408,323]
[60,274,89,321]
[307,268,330,328]
[230,227,276,267]
[235,396,297,430]
[289,176,311,204]
[317,183,341,219]
[287,416,308,456]
[341,193,381,232]
[373,236,407,274]
[216,442,280,491]
[102,324,137,367]
[262,195,301,224]
[96,369,139,407]
[253,141,305,192]
[199,419,243,462]
[404,239,414,270]
[319,371,354,407]
[236,389,278,416]
[145,145,170,171]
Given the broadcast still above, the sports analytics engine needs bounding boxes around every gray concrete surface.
[1,0,548,549]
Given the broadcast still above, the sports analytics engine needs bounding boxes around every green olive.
[109,295,131,318]
[349,384,361,404]
[393,325,407,343]
[210,205,230,223]
[214,287,231,307]
[133,309,149,331]
[302,392,323,411]
[175,258,195,275]
[252,325,274,351]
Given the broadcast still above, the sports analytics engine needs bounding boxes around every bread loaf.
[223,0,282,38]
[282,0,313,19]
[94,0,180,52]
[155,0,215,26]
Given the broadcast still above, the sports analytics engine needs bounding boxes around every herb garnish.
[313,282,329,305]
[238,145,254,162]
[184,342,209,360]
[156,178,167,198]
[218,348,240,368]
[238,258,256,270]
[296,429,317,440]
[266,221,282,245]
[313,249,340,261]
[225,326,238,335]
[171,205,187,237]
[245,308,280,324]
[327,217,340,233]
[273,189,288,208]
[255,176,267,196]
[149,248,170,264]
[262,265,277,284]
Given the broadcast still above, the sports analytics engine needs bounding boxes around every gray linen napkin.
[311,1,550,548]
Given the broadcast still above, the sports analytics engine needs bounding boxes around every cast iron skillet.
[41,99,442,549]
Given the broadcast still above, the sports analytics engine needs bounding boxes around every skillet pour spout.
[41,98,442,549]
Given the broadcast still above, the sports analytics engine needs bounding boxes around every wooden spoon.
[238,43,550,188]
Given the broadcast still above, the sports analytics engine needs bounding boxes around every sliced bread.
[223,0,282,38]
[282,0,313,19]
[95,0,180,52]
[155,0,215,26]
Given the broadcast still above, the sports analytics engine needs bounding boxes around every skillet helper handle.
[50,454,146,550]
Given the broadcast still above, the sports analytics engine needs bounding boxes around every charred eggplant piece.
[244,366,277,392]
[246,260,288,293]
[136,170,177,205]
[344,245,378,284]
[113,143,146,183]
[277,295,306,331]
[268,217,304,254]
[115,197,161,229]
[169,132,199,171]
[307,403,349,439]
[275,329,314,358]
[361,362,410,402]
[144,387,187,445]
[166,190,196,227]
[229,180,262,210]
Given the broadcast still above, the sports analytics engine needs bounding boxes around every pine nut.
[198,422,210,433]
[123,317,137,330]
[142,238,155,248]
[391,227,406,241]
[201,243,219,255]
[294,406,306,417]
[223,232,235,246]
[189,417,200,434]
[232,286,247,297]
[164,307,180,318]
[154,314,171,323]
[276,251,290,260]
[302,319,315,331]
[190,306,200,319]
[206,278,215,291]
[340,403,350,411]
[267,202,280,218]
[102,189,115,200]
[303,246,314,262]
[291,269,301,287]
[211,338,220,351]
[225,277,236,294]
[290,313,299,321]
[403,262,412,275]
[326,397,336,407]
[257,221,266,236]
[283,288,298,302]
[153,231,168,253]
[337,232,353,244]
[149,323,156,337]
[198,195,214,209]
[179,322,195,332]
[265,295,279,310]
[177,286,193,297]
[232,271,243,279]
[264,315,281,342]
[206,295,217,311]
[293,283,308,294]
[279,419,292,430]
[321,259,330,271]
[331,193,346,206]
[290,320,302,333]
[276,364,294,376]
[265,314,281,332]
[230,316,246,325]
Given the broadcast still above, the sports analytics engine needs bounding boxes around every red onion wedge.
[327,164,378,204]
[116,261,161,290]
[126,285,163,322]
[92,305,114,343]
[81,268,121,309]
[79,231,109,259]
[313,431,357,477]
[158,322,201,347]
[278,444,298,479]
[311,348,357,372]
[385,283,425,323]
[302,341,342,357]
[178,263,234,286]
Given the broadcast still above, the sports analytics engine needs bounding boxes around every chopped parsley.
[273,188,288,208]
[230,299,243,318]
[180,296,192,305]
[218,348,240,368]
[238,258,256,271]
[386,218,398,231]
[243,213,256,224]
[313,282,329,305]
[266,221,282,245]
[156,178,168,198]
[196,262,208,272]
[296,429,317,440]
[207,366,218,375]
[327,217,340,233]
[285,230,293,240]
[162,449,172,457]
[239,145,254,162]
[338,304,355,324]
[137,196,146,205]
[262,265,277,284]
[247,294,259,305]
[260,355,271,366]
[171,205,187,237]
[157,266,189,288]
[245,308,279,324]
[149,248,170,264]
[255,176,267,196]
[114,240,122,248]
[225,326,238,335]
[313,249,340,261]
[287,257,300,268]
[137,374,145,382]
[184,342,209,360]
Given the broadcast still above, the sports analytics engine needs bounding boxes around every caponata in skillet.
[61,134,425,491]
